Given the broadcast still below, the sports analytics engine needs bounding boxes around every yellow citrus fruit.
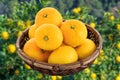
[17,20,26,29]
[116,76,120,80]
[117,43,120,50]
[57,76,62,79]
[72,7,81,14]
[51,76,57,80]
[110,15,115,20]
[116,56,120,63]
[100,50,104,55]
[24,64,31,69]
[85,68,90,74]
[91,73,97,79]
[93,58,98,64]
[37,74,43,79]
[23,38,51,62]
[8,44,16,54]
[26,20,31,27]
[17,31,22,37]
[60,19,87,47]
[48,45,78,64]
[1,31,9,40]
[14,69,20,75]
[90,22,96,28]
[35,7,62,27]
[28,24,38,38]
[17,20,24,26]
[35,24,63,50]
[117,24,120,30]
[100,75,105,80]
[75,39,96,59]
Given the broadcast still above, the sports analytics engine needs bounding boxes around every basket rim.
[16,23,102,71]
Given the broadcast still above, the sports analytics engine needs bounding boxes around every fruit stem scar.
[71,25,75,29]
[43,14,47,18]
[44,36,49,41]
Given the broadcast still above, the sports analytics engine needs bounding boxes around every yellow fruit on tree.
[85,68,90,74]
[116,56,120,63]
[28,24,38,38]
[35,7,62,27]
[14,69,20,75]
[35,24,63,50]
[24,64,31,69]
[91,73,97,79]
[23,38,51,62]
[60,19,87,47]
[116,76,120,80]
[57,76,62,79]
[110,15,115,20]
[117,24,120,30]
[90,22,96,28]
[8,44,16,54]
[75,39,96,59]
[72,7,81,14]
[117,43,120,50]
[51,76,57,80]
[48,45,78,64]
[17,31,22,37]
[1,31,9,40]
[26,20,31,27]
[93,58,99,64]
[17,20,26,29]
[37,74,43,79]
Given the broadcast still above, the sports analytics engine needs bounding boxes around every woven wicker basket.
[16,24,102,76]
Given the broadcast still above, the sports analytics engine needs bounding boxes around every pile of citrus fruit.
[23,7,96,64]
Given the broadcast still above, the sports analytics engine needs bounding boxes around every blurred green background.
[0,0,120,80]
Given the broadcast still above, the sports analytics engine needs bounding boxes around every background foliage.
[0,0,120,80]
